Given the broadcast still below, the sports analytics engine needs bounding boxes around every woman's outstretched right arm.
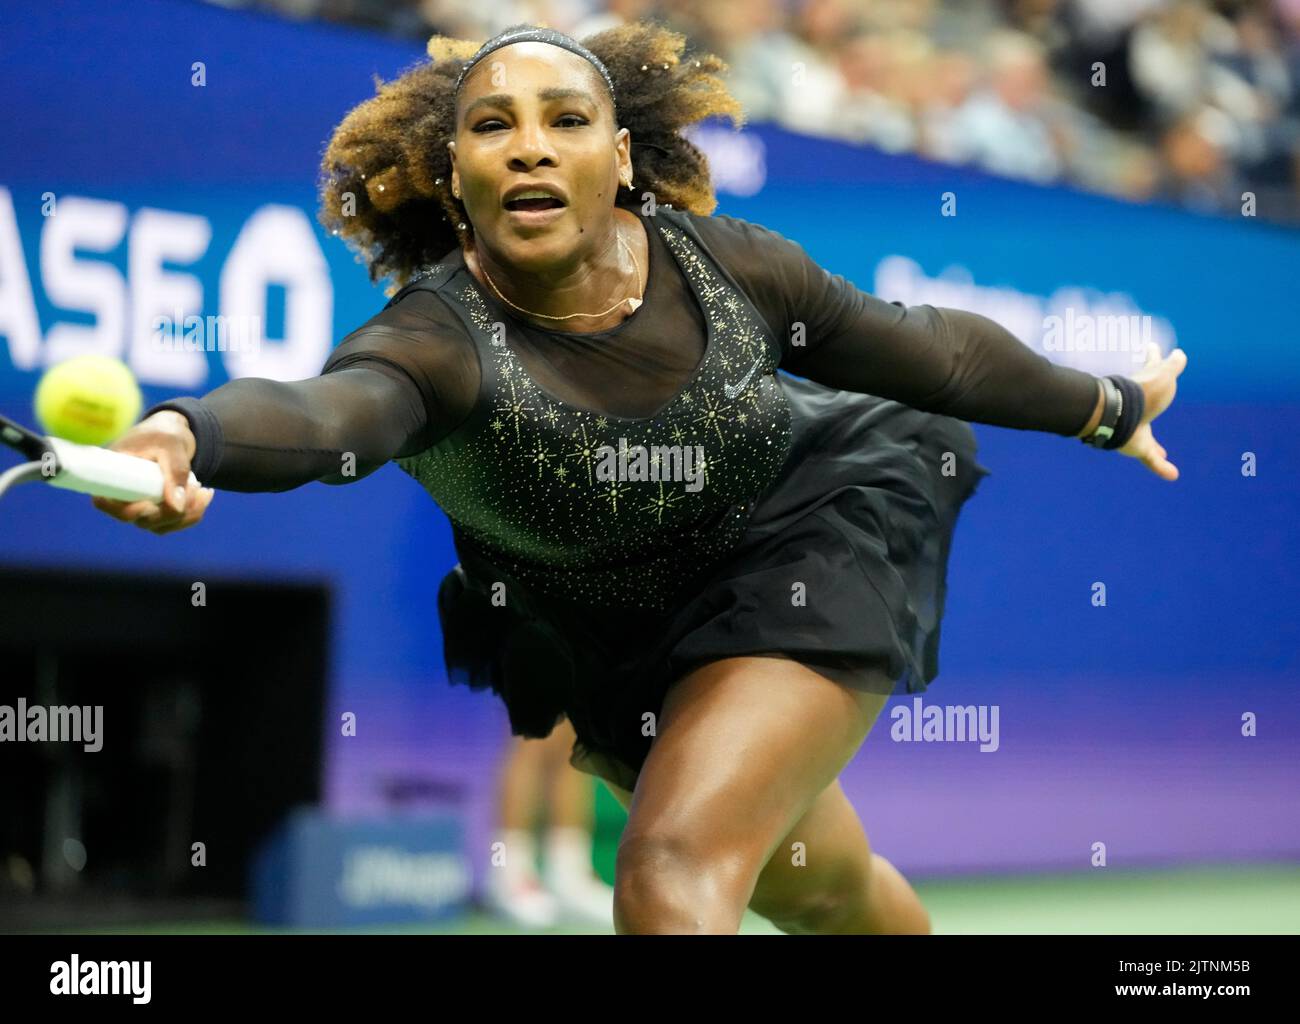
[151,366,432,492]
[90,367,429,533]
[90,289,480,533]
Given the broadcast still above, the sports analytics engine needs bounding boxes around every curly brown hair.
[316,22,745,296]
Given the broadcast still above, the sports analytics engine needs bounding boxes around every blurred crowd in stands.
[204,0,1300,224]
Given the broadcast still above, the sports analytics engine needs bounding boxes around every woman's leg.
[604,772,927,935]
[609,654,904,934]
[745,779,930,934]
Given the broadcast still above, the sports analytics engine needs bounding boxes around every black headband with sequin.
[454,26,616,112]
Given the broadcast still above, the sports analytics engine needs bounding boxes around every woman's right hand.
[90,411,215,533]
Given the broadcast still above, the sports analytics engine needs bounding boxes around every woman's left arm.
[697,213,1188,477]
[785,295,1187,478]
[784,295,1101,434]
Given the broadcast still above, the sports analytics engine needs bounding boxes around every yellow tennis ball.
[34,354,143,446]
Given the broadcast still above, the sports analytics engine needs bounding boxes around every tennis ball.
[34,354,143,446]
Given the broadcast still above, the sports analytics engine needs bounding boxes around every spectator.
[1128,1,1238,125]
[1158,104,1244,213]
[917,49,979,161]
[771,0,866,132]
[839,31,933,152]
[952,31,1067,183]
[201,0,1300,224]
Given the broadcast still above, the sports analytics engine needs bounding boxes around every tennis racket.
[0,412,167,503]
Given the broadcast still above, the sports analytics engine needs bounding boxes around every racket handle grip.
[45,437,168,503]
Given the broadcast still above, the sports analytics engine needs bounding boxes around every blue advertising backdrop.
[1,0,1296,878]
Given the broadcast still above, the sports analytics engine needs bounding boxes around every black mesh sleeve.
[142,289,481,492]
[695,213,1102,437]
[145,367,429,492]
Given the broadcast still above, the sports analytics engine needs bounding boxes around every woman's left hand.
[1118,341,1188,481]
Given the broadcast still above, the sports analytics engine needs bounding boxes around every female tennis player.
[91,23,1186,934]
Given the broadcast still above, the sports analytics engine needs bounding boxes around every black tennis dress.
[150,205,1104,793]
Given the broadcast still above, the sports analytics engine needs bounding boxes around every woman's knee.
[613,830,754,933]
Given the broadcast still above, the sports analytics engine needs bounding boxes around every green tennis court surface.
[43,864,1299,935]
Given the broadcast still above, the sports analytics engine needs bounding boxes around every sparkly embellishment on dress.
[395,212,794,612]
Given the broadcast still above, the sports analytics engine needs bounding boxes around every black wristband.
[1079,376,1120,447]
[1102,374,1145,450]
[142,397,224,485]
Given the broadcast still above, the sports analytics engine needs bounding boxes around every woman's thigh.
[609,655,890,916]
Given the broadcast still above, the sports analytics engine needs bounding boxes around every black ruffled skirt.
[436,374,991,792]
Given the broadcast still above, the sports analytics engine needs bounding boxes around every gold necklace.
[476,224,644,321]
